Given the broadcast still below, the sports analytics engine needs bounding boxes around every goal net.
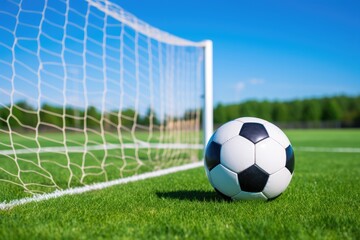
[0,0,212,202]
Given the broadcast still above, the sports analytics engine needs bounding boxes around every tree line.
[0,102,200,131]
[214,95,360,128]
[1,95,359,130]
[0,103,161,130]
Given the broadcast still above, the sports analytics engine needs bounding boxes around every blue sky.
[116,0,360,105]
[1,0,359,109]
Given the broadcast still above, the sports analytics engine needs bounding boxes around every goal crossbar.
[87,0,207,47]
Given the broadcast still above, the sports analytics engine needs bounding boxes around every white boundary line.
[0,143,204,155]
[2,144,359,156]
[295,147,360,153]
[0,161,203,210]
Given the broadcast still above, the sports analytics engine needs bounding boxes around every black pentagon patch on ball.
[285,145,295,174]
[205,141,221,171]
[239,122,269,144]
[238,165,269,192]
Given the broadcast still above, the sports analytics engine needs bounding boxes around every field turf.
[0,129,359,239]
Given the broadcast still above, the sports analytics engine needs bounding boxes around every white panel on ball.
[209,164,240,197]
[221,136,255,172]
[232,191,268,201]
[236,117,268,125]
[255,138,286,174]
[264,122,290,148]
[212,120,243,144]
[262,168,292,199]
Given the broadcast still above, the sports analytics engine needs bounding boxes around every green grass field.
[1,129,360,239]
[0,130,202,201]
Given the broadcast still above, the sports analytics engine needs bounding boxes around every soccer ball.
[205,117,295,200]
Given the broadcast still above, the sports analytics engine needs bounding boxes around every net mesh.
[0,0,205,201]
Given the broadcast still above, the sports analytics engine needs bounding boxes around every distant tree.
[258,100,272,121]
[86,106,101,129]
[183,109,197,121]
[239,101,256,118]
[226,104,241,121]
[0,106,9,128]
[334,95,351,112]
[120,108,136,128]
[139,108,160,126]
[109,111,120,127]
[6,105,20,128]
[342,96,360,126]
[213,104,227,124]
[65,107,84,129]
[301,99,322,122]
[7,101,37,128]
[288,100,303,122]
[350,96,360,112]
[149,108,160,126]
[321,98,342,121]
[65,108,75,128]
[41,104,63,127]
[272,102,289,122]
[354,111,360,127]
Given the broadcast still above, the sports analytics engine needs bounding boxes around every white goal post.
[0,0,213,203]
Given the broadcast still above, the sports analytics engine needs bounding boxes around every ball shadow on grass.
[156,190,230,202]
